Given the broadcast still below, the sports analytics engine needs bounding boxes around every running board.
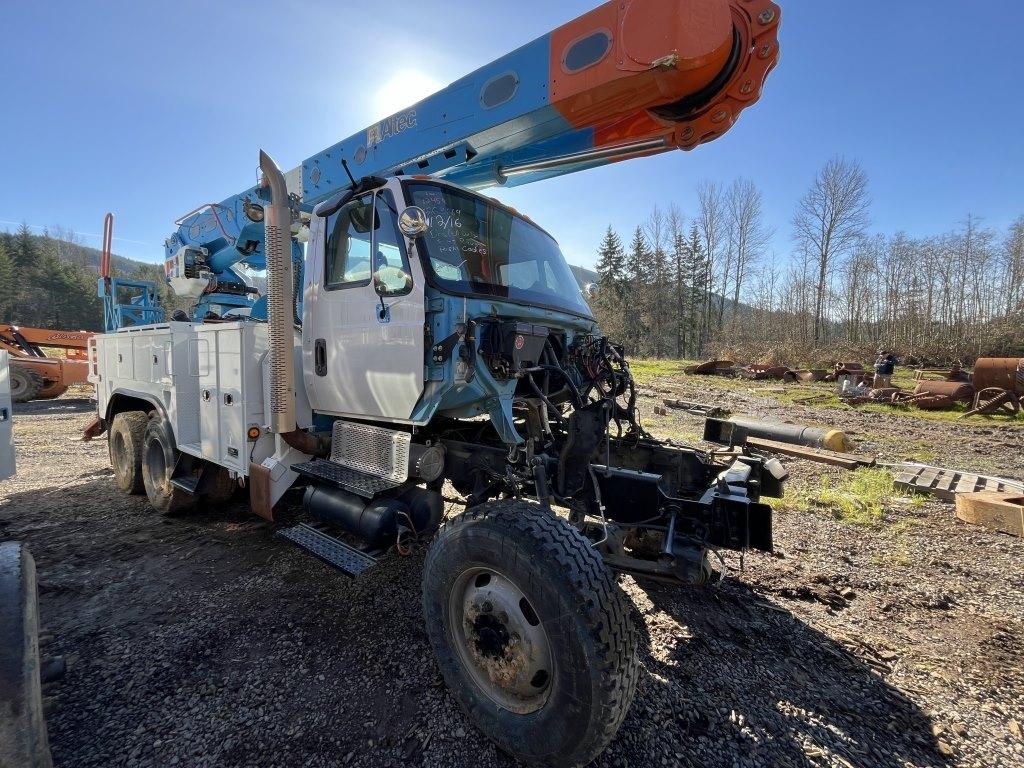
[291,459,402,499]
[277,523,377,578]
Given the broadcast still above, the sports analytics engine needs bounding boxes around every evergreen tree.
[14,223,39,277]
[671,226,688,358]
[0,241,15,323]
[624,227,651,356]
[592,226,628,343]
[684,224,709,358]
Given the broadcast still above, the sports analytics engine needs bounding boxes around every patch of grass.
[629,359,1024,426]
[771,468,896,526]
[907,441,938,462]
[629,359,696,388]
[641,409,703,444]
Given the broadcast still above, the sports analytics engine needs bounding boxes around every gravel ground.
[1,387,1023,768]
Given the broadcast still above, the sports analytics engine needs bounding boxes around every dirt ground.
[1,379,1022,768]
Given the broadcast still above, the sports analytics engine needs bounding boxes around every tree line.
[0,224,175,331]
[590,156,1024,364]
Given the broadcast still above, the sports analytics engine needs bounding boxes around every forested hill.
[0,225,612,333]
[0,225,171,331]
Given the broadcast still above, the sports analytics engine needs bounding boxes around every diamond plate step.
[277,523,377,578]
[292,459,402,499]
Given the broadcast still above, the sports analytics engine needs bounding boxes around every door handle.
[314,338,327,376]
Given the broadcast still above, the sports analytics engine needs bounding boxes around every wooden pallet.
[894,466,1021,501]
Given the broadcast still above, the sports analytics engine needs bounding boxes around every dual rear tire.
[109,410,233,513]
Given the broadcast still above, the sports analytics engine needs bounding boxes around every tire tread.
[424,499,639,766]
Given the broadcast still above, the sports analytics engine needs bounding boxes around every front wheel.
[422,500,639,767]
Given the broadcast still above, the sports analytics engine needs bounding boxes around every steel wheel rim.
[144,438,167,492]
[447,565,553,714]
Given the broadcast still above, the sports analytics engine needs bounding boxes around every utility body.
[88,1,782,764]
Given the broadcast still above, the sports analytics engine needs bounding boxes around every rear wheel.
[141,413,196,515]
[201,464,238,505]
[422,500,639,766]
[9,366,44,403]
[108,411,148,494]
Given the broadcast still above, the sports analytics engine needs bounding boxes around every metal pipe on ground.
[704,416,849,452]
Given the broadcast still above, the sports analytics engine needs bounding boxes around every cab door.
[302,183,426,422]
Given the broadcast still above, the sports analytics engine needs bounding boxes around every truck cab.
[303,176,597,442]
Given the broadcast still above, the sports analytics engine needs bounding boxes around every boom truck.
[87,0,782,764]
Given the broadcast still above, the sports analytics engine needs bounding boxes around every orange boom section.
[549,0,780,155]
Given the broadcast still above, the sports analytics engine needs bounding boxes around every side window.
[325,195,374,289]
[324,190,412,294]
[371,192,413,296]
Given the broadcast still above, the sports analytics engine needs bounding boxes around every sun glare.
[372,69,443,121]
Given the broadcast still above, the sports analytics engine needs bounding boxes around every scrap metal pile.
[684,357,1024,418]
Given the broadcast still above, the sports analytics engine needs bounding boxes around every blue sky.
[1,1,1021,270]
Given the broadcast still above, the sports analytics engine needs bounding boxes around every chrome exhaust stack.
[258,150,296,435]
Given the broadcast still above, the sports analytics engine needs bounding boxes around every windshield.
[405,182,593,318]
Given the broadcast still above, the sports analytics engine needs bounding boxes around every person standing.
[873,348,897,388]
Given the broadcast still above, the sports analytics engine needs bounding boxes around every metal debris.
[962,387,1021,418]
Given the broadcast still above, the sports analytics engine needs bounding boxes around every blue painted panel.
[301,35,566,203]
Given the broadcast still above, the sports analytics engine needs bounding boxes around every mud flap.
[249,461,275,522]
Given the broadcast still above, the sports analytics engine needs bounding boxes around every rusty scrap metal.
[972,357,1024,395]
[662,399,730,418]
[962,387,1021,418]
[684,359,735,376]
[784,369,828,383]
[912,380,974,402]
[736,364,790,380]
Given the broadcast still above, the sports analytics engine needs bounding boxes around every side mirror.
[398,206,430,238]
[583,282,599,299]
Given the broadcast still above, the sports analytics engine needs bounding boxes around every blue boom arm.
[163,0,779,319]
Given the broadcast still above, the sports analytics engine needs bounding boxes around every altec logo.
[367,109,418,148]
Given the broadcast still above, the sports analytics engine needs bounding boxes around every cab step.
[277,523,377,578]
[291,459,402,499]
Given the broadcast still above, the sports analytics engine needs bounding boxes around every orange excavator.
[0,324,92,402]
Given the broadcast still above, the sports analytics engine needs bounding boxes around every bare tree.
[1002,216,1024,315]
[695,180,726,341]
[792,156,870,341]
[644,206,669,357]
[726,178,772,327]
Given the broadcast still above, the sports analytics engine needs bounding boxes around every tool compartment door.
[303,185,425,422]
